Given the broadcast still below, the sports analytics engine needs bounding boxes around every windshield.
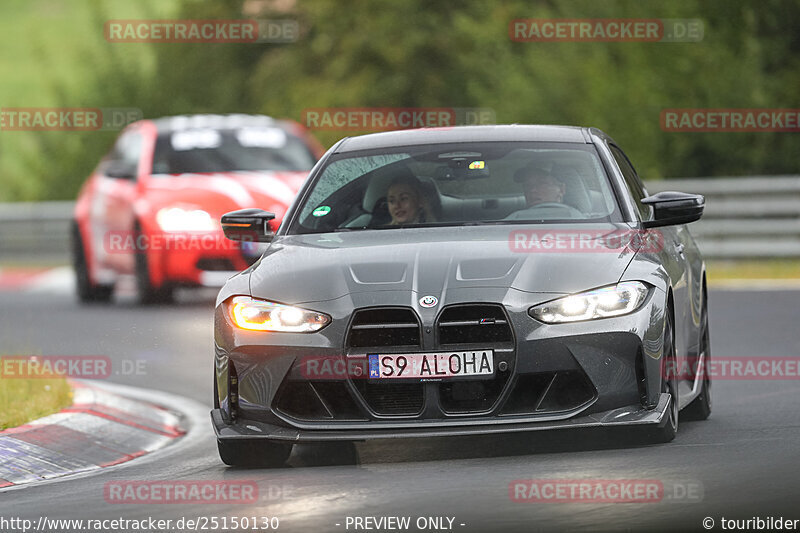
[290,142,622,234]
[152,127,317,174]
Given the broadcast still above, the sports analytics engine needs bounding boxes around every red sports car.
[72,114,324,303]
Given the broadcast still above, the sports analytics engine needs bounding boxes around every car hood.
[249,224,639,304]
[140,170,308,221]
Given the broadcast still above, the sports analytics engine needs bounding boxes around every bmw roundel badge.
[419,295,438,308]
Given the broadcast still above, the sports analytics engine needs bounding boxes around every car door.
[91,129,143,274]
[608,144,696,399]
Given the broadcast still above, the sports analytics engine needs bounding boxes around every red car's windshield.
[152,127,317,174]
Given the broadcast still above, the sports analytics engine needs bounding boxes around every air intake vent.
[347,308,421,348]
[353,381,424,416]
[438,304,512,345]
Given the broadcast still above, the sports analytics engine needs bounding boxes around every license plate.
[368,350,494,379]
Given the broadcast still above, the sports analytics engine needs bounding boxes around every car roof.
[336,125,598,152]
[149,114,282,133]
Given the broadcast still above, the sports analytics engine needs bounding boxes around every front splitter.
[212,392,670,443]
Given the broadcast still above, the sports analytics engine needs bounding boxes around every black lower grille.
[273,381,331,419]
[439,369,511,413]
[274,381,366,421]
[353,381,424,416]
[501,371,595,415]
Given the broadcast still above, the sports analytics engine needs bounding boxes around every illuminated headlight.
[156,207,216,232]
[228,296,331,332]
[529,281,650,324]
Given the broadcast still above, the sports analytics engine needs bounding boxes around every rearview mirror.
[221,208,276,242]
[641,191,705,228]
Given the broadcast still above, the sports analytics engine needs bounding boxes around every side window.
[609,144,652,222]
[104,132,142,179]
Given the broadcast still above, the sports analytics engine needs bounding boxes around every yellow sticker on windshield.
[469,160,485,169]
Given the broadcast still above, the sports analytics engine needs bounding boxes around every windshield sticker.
[236,127,287,148]
[312,205,332,217]
[170,129,222,151]
[469,160,485,169]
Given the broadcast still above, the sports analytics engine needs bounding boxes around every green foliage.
[1,0,798,201]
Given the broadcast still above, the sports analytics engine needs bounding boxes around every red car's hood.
[140,170,308,223]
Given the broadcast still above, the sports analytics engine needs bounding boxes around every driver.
[505,162,583,219]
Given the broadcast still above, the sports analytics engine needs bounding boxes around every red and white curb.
[0,381,186,489]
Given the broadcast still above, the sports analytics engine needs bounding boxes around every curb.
[0,380,186,488]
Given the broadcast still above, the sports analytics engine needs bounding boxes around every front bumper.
[211,392,671,443]
[153,233,263,286]
[213,285,669,441]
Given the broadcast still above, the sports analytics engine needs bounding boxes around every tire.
[647,311,679,443]
[217,439,292,468]
[683,292,712,421]
[133,224,173,305]
[71,222,113,303]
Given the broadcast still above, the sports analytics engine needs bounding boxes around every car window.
[104,131,142,179]
[609,144,652,222]
[290,142,623,234]
[151,127,316,174]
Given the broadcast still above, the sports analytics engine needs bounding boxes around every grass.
[706,259,800,281]
[0,0,179,201]
[0,377,73,430]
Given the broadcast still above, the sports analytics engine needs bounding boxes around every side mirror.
[221,208,276,242]
[641,191,705,228]
[104,161,136,180]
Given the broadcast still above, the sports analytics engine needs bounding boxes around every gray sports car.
[211,125,711,467]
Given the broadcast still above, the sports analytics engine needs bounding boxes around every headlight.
[529,281,649,324]
[156,207,216,232]
[228,296,331,332]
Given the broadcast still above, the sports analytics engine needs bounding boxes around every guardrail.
[0,176,798,261]
[646,176,800,258]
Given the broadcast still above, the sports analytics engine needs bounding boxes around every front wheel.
[646,312,679,443]
[217,439,292,468]
[72,222,113,303]
[683,294,712,421]
[133,224,173,305]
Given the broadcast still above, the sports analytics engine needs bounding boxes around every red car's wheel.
[134,223,173,305]
[71,222,113,303]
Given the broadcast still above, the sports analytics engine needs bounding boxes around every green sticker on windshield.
[312,205,331,217]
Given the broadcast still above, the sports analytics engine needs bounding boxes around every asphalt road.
[2,279,800,533]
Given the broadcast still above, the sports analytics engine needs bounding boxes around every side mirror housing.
[104,161,136,180]
[221,208,276,242]
[641,191,705,228]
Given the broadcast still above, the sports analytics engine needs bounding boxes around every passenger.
[386,175,435,225]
